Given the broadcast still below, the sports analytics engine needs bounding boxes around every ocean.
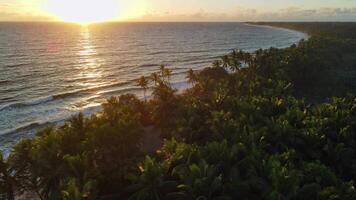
[0,22,307,153]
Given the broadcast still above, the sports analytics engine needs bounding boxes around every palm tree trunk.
[5,179,14,200]
[144,89,147,101]
[2,173,14,200]
[6,187,14,200]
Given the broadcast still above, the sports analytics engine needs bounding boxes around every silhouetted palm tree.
[137,76,149,100]
[230,59,241,72]
[150,72,160,86]
[228,50,244,71]
[221,55,230,69]
[243,52,253,66]
[186,69,197,86]
[164,68,172,83]
[159,64,166,77]
[231,50,238,59]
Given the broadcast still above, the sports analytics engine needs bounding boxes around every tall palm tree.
[159,65,166,77]
[231,50,238,59]
[137,76,149,100]
[164,68,172,83]
[150,72,160,86]
[221,55,230,69]
[186,69,197,86]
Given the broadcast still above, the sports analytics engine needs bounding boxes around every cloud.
[132,6,356,22]
[0,1,54,21]
[0,11,54,21]
[255,7,356,21]
[1,1,356,22]
[132,7,259,22]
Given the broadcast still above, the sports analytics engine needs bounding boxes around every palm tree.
[230,59,241,72]
[173,160,225,199]
[61,155,97,200]
[164,68,172,83]
[159,65,166,77]
[229,50,245,71]
[243,52,253,66]
[186,69,197,86]
[0,152,14,200]
[231,50,238,59]
[221,55,230,69]
[150,72,160,86]
[127,156,177,200]
[212,60,222,68]
[137,76,149,100]
[68,113,86,138]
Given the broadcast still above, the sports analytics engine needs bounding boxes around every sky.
[1,0,356,22]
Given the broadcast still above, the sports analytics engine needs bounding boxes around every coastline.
[0,79,191,156]
[244,22,311,39]
[4,22,356,200]
[0,22,309,155]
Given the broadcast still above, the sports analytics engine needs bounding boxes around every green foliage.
[6,95,144,199]
[127,156,177,200]
[0,152,15,200]
[3,23,356,200]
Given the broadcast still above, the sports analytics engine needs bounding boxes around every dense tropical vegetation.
[253,22,356,99]
[1,23,356,200]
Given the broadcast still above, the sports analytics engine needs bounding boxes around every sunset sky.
[1,0,356,22]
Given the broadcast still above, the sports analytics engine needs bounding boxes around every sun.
[46,0,119,24]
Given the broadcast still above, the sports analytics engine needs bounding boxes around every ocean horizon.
[0,22,308,153]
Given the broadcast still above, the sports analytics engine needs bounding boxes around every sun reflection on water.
[77,26,103,84]
[71,26,107,109]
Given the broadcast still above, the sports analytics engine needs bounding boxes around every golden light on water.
[76,27,103,85]
[68,27,107,109]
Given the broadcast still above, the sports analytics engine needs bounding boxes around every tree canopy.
[1,23,356,200]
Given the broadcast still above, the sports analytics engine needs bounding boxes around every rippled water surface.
[0,22,307,151]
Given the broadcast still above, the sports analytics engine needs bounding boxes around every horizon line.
[0,20,356,24]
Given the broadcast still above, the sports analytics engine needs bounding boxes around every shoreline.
[0,23,309,155]
[0,79,191,156]
[244,22,311,39]
[5,22,353,200]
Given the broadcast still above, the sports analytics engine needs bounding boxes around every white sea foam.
[0,22,308,151]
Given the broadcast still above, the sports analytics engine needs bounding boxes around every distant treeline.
[252,22,356,39]
[1,23,356,200]
[253,22,356,98]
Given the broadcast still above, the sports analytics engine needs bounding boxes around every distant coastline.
[244,22,310,39]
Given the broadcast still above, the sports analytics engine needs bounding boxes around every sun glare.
[46,0,119,24]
